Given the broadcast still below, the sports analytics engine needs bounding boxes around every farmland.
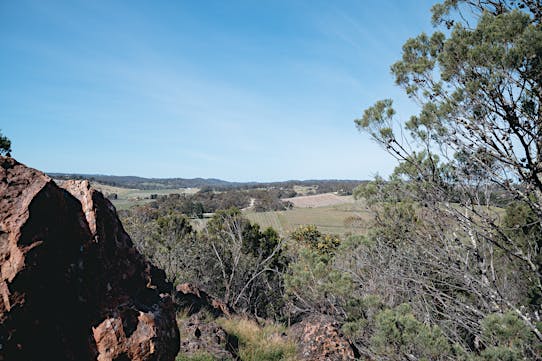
[89,182,199,210]
[245,194,370,236]
[87,180,370,236]
[282,193,354,208]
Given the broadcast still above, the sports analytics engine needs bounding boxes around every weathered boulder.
[178,314,238,361]
[175,283,238,360]
[290,315,357,361]
[0,157,179,361]
[175,283,233,318]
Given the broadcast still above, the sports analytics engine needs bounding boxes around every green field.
[91,182,199,210]
[245,200,371,236]
[188,201,371,236]
[92,181,372,235]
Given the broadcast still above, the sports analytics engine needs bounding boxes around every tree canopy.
[356,0,542,346]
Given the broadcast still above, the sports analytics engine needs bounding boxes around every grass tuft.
[218,317,298,361]
[175,352,218,361]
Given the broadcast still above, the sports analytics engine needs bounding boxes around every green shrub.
[480,312,540,361]
[371,304,451,361]
[290,225,340,256]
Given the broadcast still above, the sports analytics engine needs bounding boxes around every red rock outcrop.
[175,283,233,318]
[178,313,239,360]
[290,315,358,361]
[0,157,179,361]
[175,283,238,360]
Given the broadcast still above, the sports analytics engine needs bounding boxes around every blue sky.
[1,0,438,181]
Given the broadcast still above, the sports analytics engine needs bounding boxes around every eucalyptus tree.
[356,0,542,345]
[203,208,287,318]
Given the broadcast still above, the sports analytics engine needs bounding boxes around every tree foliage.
[354,0,542,352]
[289,225,341,257]
[122,206,288,320]
[0,130,11,156]
[203,208,287,317]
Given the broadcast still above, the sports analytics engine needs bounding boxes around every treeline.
[131,187,297,218]
[50,172,362,194]
[49,173,234,189]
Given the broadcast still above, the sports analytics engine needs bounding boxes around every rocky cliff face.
[0,157,179,361]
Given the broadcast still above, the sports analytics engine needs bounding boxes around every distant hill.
[49,173,238,189]
[48,173,366,192]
